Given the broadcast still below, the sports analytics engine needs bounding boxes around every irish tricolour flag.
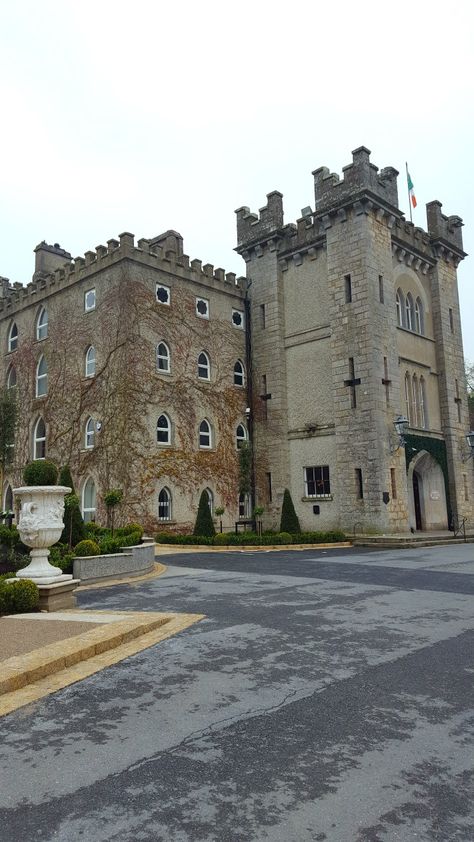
[407,169,417,208]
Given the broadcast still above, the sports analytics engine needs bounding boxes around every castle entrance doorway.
[407,450,448,531]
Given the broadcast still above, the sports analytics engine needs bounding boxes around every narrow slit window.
[344,274,352,303]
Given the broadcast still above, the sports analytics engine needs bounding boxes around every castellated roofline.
[0,230,245,317]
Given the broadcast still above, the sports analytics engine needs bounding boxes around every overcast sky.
[1,1,473,360]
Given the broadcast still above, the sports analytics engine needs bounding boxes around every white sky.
[1,0,473,359]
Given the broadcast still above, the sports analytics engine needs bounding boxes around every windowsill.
[396,326,434,342]
[301,495,333,503]
[158,520,176,525]
[157,370,172,376]
[80,448,94,453]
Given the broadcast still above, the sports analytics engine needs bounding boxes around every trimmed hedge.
[155,530,347,546]
[74,539,100,557]
[0,576,39,615]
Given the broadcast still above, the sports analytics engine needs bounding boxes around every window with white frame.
[85,346,96,378]
[232,309,245,329]
[85,417,95,449]
[156,283,170,306]
[199,419,212,448]
[158,487,172,521]
[405,293,414,331]
[82,477,97,523]
[36,307,48,340]
[196,297,209,318]
[205,487,214,516]
[234,359,245,387]
[236,423,247,449]
[396,290,404,327]
[36,355,48,397]
[198,351,210,380]
[157,413,171,445]
[304,465,331,498]
[238,492,251,518]
[415,297,424,334]
[8,322,18,352]
[33,417,46,459]
[84,288,96,312]
[6,365,17,389]
[156,342,170,373]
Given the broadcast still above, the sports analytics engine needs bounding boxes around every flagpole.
[405,161,412,224]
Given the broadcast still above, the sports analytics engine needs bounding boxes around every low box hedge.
[155,530,348,546]
[0,575,39,615]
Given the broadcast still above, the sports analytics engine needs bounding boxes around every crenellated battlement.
[313,147,399,214]
[0,231,244,318]
[235,191,284,247]
[426,201,464,254]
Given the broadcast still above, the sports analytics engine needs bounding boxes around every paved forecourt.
[0,544,473,841]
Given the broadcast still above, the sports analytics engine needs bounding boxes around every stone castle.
[1,147,472,534]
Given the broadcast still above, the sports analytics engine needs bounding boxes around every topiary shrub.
[118,530,142,547]
[115,523,144,540]
[213,532,231,545]
[280,489,301,534]
[59,465,85,547]
[0,578,39,615]
[23,460,58,486]
[104,488,123,533]
[193,491,215,538]
[98,537,123,555]
[74,539,100,557]
[276,531,293,544]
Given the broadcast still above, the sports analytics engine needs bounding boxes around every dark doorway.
[413,471,422,530]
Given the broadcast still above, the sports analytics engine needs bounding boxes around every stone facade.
[236,147,473,533]
[1,147,472,535]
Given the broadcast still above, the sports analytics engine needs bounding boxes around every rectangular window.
[383,356,389,407]
[355,468,363,499]
[260,304,266,329]
[378,274,384,303]
[266,472,272,503]
[344,274,352,303]
[304,465,331,498]
[390,468,397,500]
[449,308,454,333]
[84,288,96,312]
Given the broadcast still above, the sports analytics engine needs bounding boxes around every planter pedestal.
[13,485,72,587]
[38,580,80,612]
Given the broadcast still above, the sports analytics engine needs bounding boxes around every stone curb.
[0,608,205,697]
[76,562,167,591]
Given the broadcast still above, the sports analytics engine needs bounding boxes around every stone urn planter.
[13,485,72,584]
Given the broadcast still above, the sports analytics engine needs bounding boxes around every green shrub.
[49,545,75,574]
[115,523,144,540]
[193,491,215,537]
[118,530,142,547]
[23,460,58,486]
[0,525,20,550]
[74,539,100,557]
[59,465,85,547]
[297,531,347,544]
[0,578,39,615]
[280,489,301,534]
[213,532,231,545]
[155,531,176,543]
[98,537,123,555]
[84,521,102,536]
[275,532,293,544]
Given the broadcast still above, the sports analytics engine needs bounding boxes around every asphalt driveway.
[1,545,473,841]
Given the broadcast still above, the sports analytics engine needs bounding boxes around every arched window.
[36,307,48,341]
[404,372,412,426]
[412,374,419,427]
[415,297,424,334]
[158,487,172,521]
[157,413,171,445]
[85,417,95,449]
[198,351,210,380]
[239,492,251,518]
[33,417,46,459]
[199,419,212,449]
[36,355,48,396]
[8,322,18,352]
[82,478,97,523]
[236,423,248,449]
[405,293,414,331]
[3,483,13,512]
[6,365,17,389]
[396,290,404,327]
[419,377,427,429]
[205,487,214,515]
[234,360,245,387]
[157,342,170,373]
[85,346,96,378]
